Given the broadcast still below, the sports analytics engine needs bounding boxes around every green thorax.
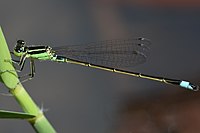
[14,45,54,60]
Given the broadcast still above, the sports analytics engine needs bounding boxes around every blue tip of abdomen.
[180,81,199,91]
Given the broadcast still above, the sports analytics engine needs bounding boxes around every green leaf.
[0,110,35,119]
[0,27,19,89]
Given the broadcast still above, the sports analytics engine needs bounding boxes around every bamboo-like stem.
[0,27,56,133]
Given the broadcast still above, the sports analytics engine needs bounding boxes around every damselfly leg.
[10,52,36,82]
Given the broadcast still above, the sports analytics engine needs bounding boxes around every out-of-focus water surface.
[0,0,199,133]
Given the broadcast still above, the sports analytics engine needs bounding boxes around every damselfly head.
[14,40,26,53]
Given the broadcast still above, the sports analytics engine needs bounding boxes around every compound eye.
[17,40,25,45]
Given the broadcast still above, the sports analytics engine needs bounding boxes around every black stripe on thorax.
[27,46,47,51]
[26,46,48,54]
[27,50,47,54]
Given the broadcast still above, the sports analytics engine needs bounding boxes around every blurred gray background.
[0,0,200,133]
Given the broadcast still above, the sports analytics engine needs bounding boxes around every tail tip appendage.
[180,81,199,91]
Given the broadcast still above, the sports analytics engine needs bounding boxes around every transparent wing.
[52,38,151,68]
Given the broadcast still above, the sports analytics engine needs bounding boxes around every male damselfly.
[12,38,199,91]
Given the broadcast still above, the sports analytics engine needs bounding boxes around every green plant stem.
[0,27,56,133]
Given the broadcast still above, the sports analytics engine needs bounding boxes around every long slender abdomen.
[52,55,199,91]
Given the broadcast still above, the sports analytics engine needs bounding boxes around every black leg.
[19,54,27,71]
[10,51,20,65]
[12,59,20,64]
[10,53,36,83]
[18,59,36,83]
[30,59,35,78]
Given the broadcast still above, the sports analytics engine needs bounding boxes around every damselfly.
[12,38,199,91]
